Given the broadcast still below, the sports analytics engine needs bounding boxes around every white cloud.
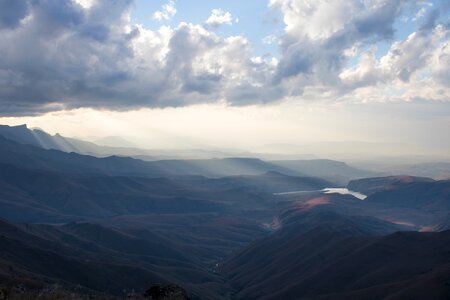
[153,0,177,21]
[0,0,279,115]
[0,0,449,116]
[268,0,450,103]
[340,28,437,89]
[72,0,96,9]
[339,23,450,102]
[269,0,361,40]
[205,9,234,27]
[339,48,382,88]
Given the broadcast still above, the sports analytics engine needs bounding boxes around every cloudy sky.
[0,0,449,155]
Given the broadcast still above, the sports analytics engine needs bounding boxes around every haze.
[1,101,449,161]
[0,0,449,161]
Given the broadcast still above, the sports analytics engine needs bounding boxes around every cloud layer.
[0,0,448,115]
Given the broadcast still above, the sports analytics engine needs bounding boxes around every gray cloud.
[0,0,29,29]
[0,0,448,115]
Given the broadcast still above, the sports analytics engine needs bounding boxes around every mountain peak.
[0,124,27,130]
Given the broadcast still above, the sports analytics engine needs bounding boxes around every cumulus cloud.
[205,9,234,27]
[269,0,450,102]
[339,21,450,103]
[271,0,405,83]
[0,0,277,115]
[153,0,176,21]
[0,0,448,115]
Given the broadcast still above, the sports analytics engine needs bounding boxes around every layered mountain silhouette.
[0,124,372,182]
[0,125,449,299]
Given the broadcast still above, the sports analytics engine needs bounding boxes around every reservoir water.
[275,188,367,200]
[322,188,367,200]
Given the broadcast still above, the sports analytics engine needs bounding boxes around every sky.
[0,0,449,156]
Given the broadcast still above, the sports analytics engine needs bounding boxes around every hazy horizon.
[1,100,449,160]
[0,0,449,159]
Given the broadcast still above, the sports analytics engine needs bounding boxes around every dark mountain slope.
[0,218,234,299]
[222,215,450,300]
[434,214,450,231]
[271,230,450,300]
[275,205,407,235]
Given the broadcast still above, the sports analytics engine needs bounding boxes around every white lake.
[322,188,367,200]
[274,188,367,200]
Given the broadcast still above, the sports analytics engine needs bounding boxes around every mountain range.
[0,124,448,299]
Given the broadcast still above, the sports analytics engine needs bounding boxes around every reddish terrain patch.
[388,220,416,227]
[296,196,332,210]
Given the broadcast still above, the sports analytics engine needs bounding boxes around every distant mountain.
[185,171,334,194]
[271,159,374,185]
[275,177,450,231]
[0,124,76,151]
[0,134,346,180]
[365,180,450,211]
[0,162,243,222]
[222,213,450,300]
[348,175,435,196]
[94,135,137,147]
[381,162,450,180]
[0,135,160,177]
[261,141,434,161]
[0,125,323,161]
[0,162,333,223]
[144,157,300,178]
[0,125,375,182]
[0,124,153,157]
[345,176,450,229]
